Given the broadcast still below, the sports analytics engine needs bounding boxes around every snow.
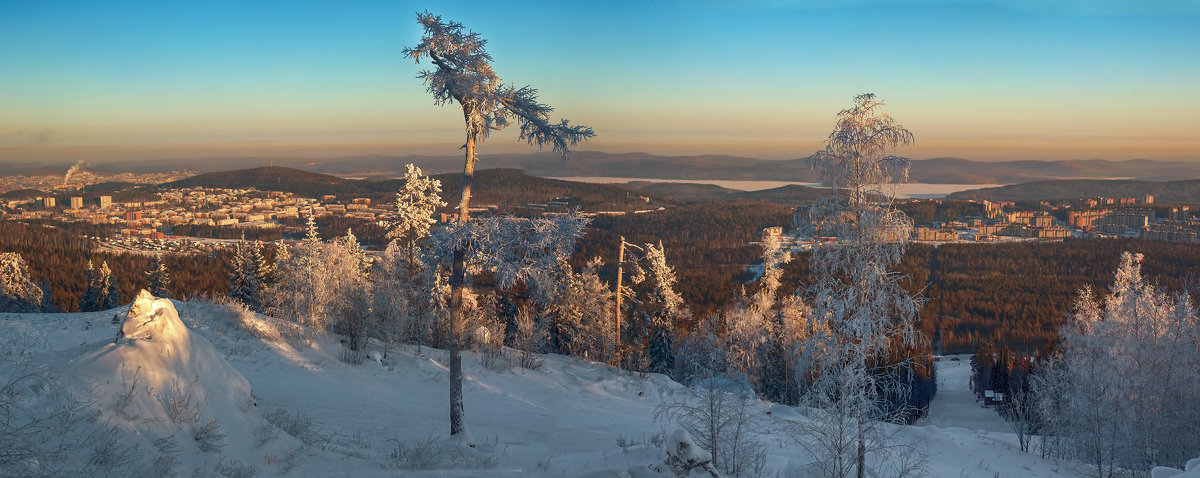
[1153,457,1200,478]
[0,294,1162,477]
[916,355,1012,433]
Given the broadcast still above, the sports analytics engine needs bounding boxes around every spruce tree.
[227,243,261,310]
[97,261,121,310]
[0,252,43,313]
[146,254,172,299]
[80,259,99,311]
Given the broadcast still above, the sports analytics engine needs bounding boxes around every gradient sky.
[1,0,1198,163]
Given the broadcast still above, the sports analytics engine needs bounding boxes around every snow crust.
[1,296,1181,477]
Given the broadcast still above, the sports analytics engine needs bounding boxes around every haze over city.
[2,0,1198,163]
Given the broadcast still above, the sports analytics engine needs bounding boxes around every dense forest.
[0,222,230,311]
[574,200,795,319]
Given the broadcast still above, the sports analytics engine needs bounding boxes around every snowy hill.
[1,292,1107,477]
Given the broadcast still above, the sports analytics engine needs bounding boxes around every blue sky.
[1,0,1197,162]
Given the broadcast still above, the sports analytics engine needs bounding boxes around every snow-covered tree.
[655,375,766,475]
[303,214,321,245]
[330,229,374,352]
[251,241,274,291]
[227,242,261,311]
[264,238,334,341]
[386,163,446,263]
[405,11,594,436]
[80,259,98,311]
[1038,252,1200,475]
[145,254,172,299]
[81,260,121,311]
[542,257,615,363]
[372,167,444,355]
[0,252,43,313]
[636,241,684,374]
[726,234,810,404]
[791,94,924,478]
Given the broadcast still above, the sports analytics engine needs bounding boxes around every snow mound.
[1153,457,1200,478]
[61,290,272,475]
[72,290,253,414]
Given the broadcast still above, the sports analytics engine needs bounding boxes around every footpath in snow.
[917,355,1012,433]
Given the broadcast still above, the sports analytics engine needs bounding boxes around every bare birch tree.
[405,11,594,436]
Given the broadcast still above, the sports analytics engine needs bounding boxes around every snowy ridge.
[0,293,1167,477]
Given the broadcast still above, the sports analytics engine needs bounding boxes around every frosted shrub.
[655,376,765,476]
[193,418,227,454]
[156,377,205,424]
[264,406,326,449]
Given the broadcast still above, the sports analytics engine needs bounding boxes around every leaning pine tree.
[405,11,593,437]
[793,94,925,478]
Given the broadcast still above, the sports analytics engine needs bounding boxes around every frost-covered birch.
[791,93,924,478]
[405,11,594,437]
[1039,252,1200,476]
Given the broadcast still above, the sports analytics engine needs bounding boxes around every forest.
[6,197,1200,354]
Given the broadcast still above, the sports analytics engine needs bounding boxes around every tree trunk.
[856,422,866,478]
[448,129,477,437]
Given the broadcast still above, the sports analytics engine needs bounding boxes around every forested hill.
[947,178,1200,203]
[160,166,369,197]
[158,166,668,211]
[432,168,676,211]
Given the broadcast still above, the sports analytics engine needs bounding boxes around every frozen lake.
[550,176,1003,199]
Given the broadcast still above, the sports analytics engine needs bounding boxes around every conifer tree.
[146,254,172,299]
[251,241,274,291]
[80,259,99,312]
[304,214,321,245]
[97,261,121,310]
[0,252,43,313]
[227,243,261,310]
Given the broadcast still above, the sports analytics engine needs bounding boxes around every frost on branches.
[406,9,594,437]
[385,163,446,262]
[1036,252,1200,476]
[0,252,43,313]
[789,93,925,478]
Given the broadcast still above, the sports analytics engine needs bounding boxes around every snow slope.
[1,294,1094,477]
[916,355,1011,433]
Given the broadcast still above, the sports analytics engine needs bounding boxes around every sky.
[1,0,1198,164]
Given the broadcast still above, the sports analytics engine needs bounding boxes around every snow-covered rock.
[1151,456,1200,478]
[73,289,253,418]
[58,290,279,475]
[665,429,719,478]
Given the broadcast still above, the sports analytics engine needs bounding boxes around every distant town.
[3,165,1199,259]
[769,193,1198,248]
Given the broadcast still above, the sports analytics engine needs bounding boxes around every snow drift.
[54,290,282,476]
[71,289,254,416]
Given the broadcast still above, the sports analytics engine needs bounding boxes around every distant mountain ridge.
[42,152,1200,184]
[157,166,672,211]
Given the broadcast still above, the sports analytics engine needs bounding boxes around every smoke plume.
[63,160,86,186]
